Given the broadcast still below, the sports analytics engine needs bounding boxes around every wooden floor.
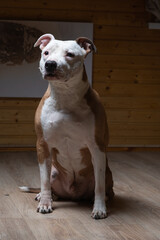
[0,151,160,240]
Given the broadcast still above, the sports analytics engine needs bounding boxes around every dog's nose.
[45,60,57,73]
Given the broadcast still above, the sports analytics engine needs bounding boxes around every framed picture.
[0,20,93,97]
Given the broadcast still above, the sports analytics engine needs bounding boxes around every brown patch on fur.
[35,86,51,163]
[80,148,114,200]
[52,148,67,175]
[82,66,88,82]
[76,37,96,56]
[85,87,109,152]
[105,156,114,201]
[79,147,94,176]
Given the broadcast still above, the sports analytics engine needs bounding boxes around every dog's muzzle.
[45,60,57,76]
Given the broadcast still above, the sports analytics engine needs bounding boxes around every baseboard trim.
[107,147,160,152]
[0,146,160,152]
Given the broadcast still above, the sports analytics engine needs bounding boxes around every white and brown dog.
[25,34,114,219]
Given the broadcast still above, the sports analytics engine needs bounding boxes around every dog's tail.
[19,186,40,193]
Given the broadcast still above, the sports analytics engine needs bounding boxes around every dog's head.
[34,34,96,82]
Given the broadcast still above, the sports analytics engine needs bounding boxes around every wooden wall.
[0,0,160,147]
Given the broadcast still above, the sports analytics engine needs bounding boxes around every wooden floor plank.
[0,218,36,240]
[0,151,160,240]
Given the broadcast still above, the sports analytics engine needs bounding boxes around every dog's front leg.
[89,145,107,219]
[37,158,53,213]
[36,143,53,213]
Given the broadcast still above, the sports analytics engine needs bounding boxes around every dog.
[23,34,114,219]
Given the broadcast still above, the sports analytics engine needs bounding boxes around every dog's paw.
[91,209,107,219]
[37,197,53,214]
[91,200,107,219]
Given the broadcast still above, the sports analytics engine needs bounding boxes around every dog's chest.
[40,96,94,175]
[41,97,93,149]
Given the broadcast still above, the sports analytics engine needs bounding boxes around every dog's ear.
[76,37,96,56]
[34,34,55,50]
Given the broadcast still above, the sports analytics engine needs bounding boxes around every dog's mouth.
[46,73,55,77]
[44,73,59,80]
[44,71,68,82]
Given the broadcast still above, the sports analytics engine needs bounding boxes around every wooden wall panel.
[0,0,160,147]
[101,97,160,110]
[0,98,38,146]
[94,26,160,41]
[94,83,160,97]
[95,40,160,56]
[0,0,144,12]
[94,55,160,69]
[94,69,160,84]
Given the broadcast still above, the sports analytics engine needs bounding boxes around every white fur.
[38,159,53,213]
[41,79,94,175]
[39,39,86,82]
[88,147,107,218]
[19,186,30,192]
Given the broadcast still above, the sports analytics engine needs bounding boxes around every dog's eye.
[44,51,49,56]
[66,52,75,58]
